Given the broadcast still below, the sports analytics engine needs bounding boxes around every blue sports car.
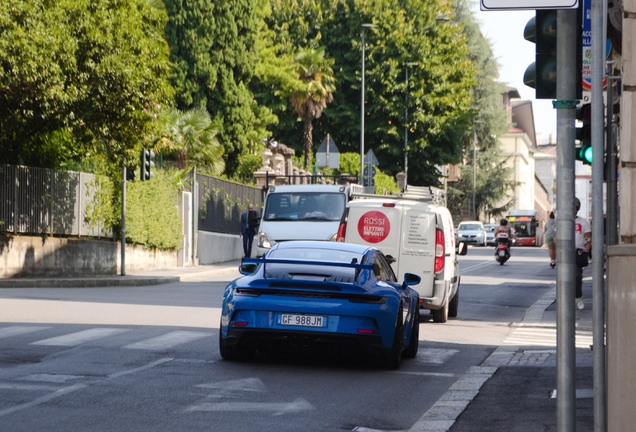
[219,241,421,369]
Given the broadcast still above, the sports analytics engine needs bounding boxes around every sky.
[471,1,557,142]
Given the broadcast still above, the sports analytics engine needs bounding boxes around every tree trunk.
[303,116,313,170]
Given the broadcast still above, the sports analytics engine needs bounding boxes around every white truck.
[337,193,464,323]
[255,184,363,257]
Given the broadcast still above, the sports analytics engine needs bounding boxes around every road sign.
[481,0,578,11]
[581,0,610,92]
[315,134,340,169]
[364,149,379,166]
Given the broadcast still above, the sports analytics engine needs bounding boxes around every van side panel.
[397,205,435,297]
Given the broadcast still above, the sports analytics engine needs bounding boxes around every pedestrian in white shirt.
[574,197,592,310]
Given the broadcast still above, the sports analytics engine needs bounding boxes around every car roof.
[458,221,483,226]
[272,240,373,255]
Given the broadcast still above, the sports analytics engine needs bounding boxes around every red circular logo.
[357,211,390,243]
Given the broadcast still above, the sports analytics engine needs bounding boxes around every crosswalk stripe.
[30,328,129,346]
[123,331,210,350]
[0,326,50,340]
[503,325,593,349]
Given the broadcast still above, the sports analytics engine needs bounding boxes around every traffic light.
[523,11,557,99]
[523,9,582,99]
[575,103,592,165]
[140,148,155,181]
[125,167,136,181]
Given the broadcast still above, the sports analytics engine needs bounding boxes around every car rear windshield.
[265,248,362,281]
[263,192,345,221]
[459,223,482,230]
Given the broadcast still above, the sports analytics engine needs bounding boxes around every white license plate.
[279,314,326,327]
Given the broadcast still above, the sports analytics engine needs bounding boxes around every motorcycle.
[495,237,511,265]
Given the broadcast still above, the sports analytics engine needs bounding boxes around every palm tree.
[290,47,336,169]
[158,107,225,175]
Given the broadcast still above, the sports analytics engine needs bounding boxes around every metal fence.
[0,164,110,237]
[0,164,262,238]
[196,173,263,235]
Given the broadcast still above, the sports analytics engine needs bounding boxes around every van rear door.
[397,202,436,297]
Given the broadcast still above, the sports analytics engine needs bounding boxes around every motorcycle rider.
[494,218,514,257]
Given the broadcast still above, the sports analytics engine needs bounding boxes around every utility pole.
[554,8,578,432]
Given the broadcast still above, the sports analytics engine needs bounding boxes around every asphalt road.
[0,245,557,432]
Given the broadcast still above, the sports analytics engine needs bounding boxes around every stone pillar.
[396,172,406,193]
[253,149,275,189]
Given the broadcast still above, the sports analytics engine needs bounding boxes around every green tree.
[288,48,336,169]
[163,0,260,176]
[262,0,476,185]
[156,108,225,175]
[0,0,174,169]
[447,0,513,221]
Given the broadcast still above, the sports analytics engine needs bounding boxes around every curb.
[0,264,240,288]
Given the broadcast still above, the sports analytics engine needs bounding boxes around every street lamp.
[360,23,376,184]
[471,120,483,220]
[404,62,417,189]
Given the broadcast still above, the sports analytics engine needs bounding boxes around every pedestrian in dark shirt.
[239,204,256,258]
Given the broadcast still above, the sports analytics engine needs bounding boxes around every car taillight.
[435,228,445,273]
[336,222,346,242]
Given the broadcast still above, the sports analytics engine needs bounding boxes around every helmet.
[574,197,581,211]
[500,218,508,226]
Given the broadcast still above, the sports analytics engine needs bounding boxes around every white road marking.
[0,326,50,339]
[196,377,266,392]
[30,328,129,346]
[123,330,210,350]
[412,348,459,365]
[0,358,173,418]
[185,397,314,416]
[0,383,61,391]
[503,324,593,349]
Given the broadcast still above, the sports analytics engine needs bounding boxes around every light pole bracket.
[552,99,579,109]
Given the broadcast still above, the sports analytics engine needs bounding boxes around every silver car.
[456,221,487,246]
[484,224,498,246]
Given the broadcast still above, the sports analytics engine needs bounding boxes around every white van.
[255,184,362,257]
[337,196,463,323]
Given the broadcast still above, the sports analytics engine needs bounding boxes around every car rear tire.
[432,299,449,323]
[402,306,419,359]
[219,327,255,361]
[384,309,404,369]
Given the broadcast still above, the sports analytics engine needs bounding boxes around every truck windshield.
[263,192,345,222]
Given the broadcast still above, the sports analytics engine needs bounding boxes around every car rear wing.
[241,257,372,271]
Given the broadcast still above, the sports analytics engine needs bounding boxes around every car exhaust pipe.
[302,336,311,347]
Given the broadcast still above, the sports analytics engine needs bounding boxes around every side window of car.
[376,254,397,283]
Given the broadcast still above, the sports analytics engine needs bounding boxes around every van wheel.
[432,300,449,323]
[448,288,459,318]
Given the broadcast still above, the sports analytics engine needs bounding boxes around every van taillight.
[434,228,445,273]
[382,202,396,207]
[336,222,346,242]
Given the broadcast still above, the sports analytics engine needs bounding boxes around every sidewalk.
[0,260,242,288]
[412,270,597,432]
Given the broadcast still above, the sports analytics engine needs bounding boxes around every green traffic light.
[577,144,593,165]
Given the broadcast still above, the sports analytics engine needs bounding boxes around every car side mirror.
[403,273,421,287]
[385,254,397,264]
[239,263,258,275]
[456,240,468,256]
